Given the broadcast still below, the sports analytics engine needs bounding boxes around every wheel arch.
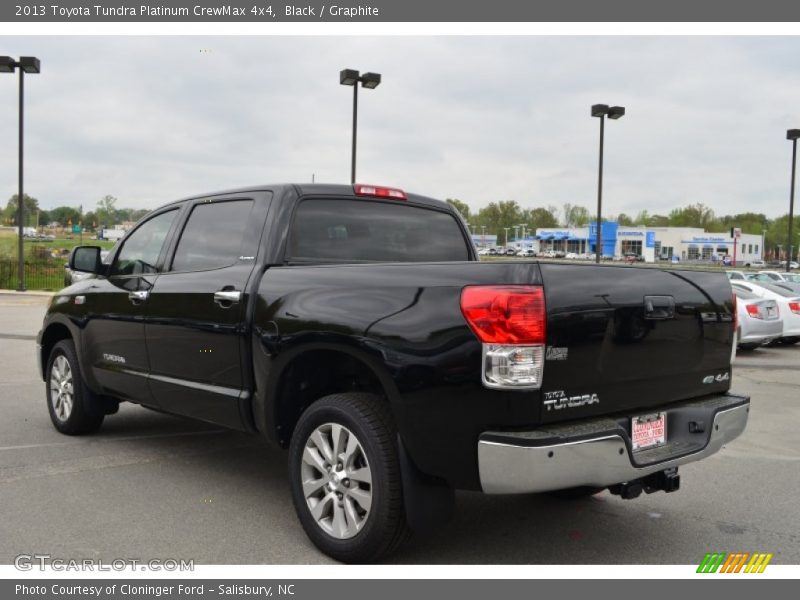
[256,342,402,448]
[39,320,74,381]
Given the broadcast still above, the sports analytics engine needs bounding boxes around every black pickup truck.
[37,183,749,562]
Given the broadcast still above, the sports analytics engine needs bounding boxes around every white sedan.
[731,281,800,345]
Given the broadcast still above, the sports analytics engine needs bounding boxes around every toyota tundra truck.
[37,183,749,562]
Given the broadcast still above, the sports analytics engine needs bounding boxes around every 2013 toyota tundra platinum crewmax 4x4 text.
[37,184,750,562]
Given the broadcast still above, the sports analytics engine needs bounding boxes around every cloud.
[0,36,799,218]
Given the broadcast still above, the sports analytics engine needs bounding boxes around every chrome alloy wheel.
[301,423,373,540]
[49,355,74,422]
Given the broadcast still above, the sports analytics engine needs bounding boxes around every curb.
[0,289,55,298]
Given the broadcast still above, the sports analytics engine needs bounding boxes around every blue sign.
[646,232,656,248]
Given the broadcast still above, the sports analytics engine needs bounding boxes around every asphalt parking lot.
[1,293,798,565]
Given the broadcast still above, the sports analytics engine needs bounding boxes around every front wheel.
[46,339,105,435]
[288,393,409,563]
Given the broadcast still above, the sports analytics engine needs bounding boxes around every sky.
[1,36,800,219]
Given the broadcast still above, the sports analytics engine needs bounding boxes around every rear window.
[288,198,470,263]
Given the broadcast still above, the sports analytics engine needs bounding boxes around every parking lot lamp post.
[340,69,381,184]
[1,56,40,292]
[786,130,799,272]
[504,227,510,247]
[591,104,625,263]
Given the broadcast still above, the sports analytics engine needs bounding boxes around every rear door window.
[171,200,255,272]
[288,198,470,263]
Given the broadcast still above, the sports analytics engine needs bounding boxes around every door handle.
[214,289,241,306]
[128,290,149,304]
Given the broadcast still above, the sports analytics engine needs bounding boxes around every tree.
[446,198,471,221]
[47,206,82,227]
[523,207,559,230]
[95,195,119,227]
[668,203,716,228]
[616,213,634,226]
[3,194,40,226]
[562,204,591,227]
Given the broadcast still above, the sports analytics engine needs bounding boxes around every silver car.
[733,287,782,350]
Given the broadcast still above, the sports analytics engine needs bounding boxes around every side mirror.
[69,246,102,274]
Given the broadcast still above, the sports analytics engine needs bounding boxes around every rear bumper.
[739,319,782,344]
[478,392,749,494]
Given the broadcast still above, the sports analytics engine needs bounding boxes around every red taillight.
[354,184,407,200]
[789,301,800,315]
[746,303,762,319]
[460,286,546,344]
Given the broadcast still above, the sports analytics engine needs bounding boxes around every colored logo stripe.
[697,552,773,573]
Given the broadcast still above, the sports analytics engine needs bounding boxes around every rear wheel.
[288,393,409,563]
[46,340,104,435]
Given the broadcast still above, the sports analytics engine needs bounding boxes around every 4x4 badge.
[703,372,729,384]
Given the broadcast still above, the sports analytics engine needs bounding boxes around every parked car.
[38,183,750,563]
[725,270,748,281]
[477,248,491,256]
[520,248,536,257]
[731,280,800,345]
[732,288,782,350]
[504,247,517,256]
[541,249,556,258]
[564,252,578,260]
[757,270,790,282]
[744,259,766,268]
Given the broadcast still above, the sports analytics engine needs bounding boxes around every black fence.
[0,258,65,291]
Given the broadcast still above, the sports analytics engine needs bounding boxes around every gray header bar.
[4,0,800,22]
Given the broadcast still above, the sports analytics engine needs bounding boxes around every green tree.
[668,203,716,228]
[3,194,39,226]
[522,207,559,231]
[562,203,591,227]
[95,195,118,228]
[616,213,634,226]
[48,206,82,227]
[446,198,471,221]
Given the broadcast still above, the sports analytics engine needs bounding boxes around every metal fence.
[0,258,64,291]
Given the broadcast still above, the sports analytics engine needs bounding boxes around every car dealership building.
[518,223,763,264]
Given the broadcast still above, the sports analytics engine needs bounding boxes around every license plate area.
[631,412,667,451]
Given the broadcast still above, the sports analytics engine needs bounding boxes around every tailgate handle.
[644,295,675,320]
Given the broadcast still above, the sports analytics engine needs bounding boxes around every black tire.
[780,337,800,345]
[738,343,761,351]
[45,339,105,435]
[288,392,409,563]
[547,486,605,500]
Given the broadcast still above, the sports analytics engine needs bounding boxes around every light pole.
[1,55,40,292]
[503,227,510,247]
[591,104,625,263]
[340,69,381,184]
[481,225,486,248]
[786,129,799,272]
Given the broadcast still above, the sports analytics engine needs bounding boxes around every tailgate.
[538,264,735,424]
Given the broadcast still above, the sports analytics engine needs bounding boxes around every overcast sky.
[1,36,800,219]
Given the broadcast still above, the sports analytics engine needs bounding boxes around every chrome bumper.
[478,394,750,494]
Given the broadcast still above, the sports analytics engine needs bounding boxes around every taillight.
[789,301,800,315]
[354,184,407,200]
[746,303,762,319]
[460,286,546,389]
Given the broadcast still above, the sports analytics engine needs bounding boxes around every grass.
[0,230,116,260]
